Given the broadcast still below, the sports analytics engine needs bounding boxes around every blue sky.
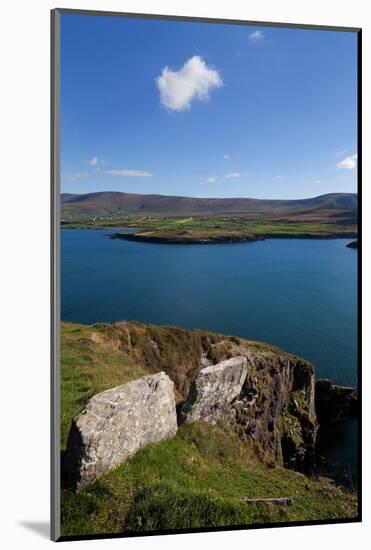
[61,14,358,199]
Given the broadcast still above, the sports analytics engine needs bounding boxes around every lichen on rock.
[179,356,248,424]
[230,355,317,474]
[65,371,177,488]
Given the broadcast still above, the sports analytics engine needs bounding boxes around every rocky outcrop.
[179,348,317,474]
[230,355,316,474]
[179,357,248,424]
[315,379,358,424]
[280,361,317,473]
[65,372,177,488]
[63,322,345,488]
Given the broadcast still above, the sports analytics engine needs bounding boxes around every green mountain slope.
[61,191,357,220]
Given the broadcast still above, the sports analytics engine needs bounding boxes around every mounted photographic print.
[51,8,361,541]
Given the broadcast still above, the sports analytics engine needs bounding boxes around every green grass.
[61,322,150,449]
[60,321,358,537]
[61,321,224,449]
[62,214,357,240]
[61,423,357,536]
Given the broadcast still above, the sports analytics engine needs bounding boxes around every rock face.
[179,357,248,424]
[65,371,177,488]
[315,379,358,424]
[230,354,317,474]
[178,344,317,474]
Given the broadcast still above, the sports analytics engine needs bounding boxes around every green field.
[61,422,356,537]
[62,214,357,242]
[60,322,357,537]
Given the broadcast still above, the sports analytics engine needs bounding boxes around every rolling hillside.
[61,191,357,220]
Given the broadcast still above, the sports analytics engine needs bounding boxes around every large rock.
[65,371,177,488]
[179,356,248,424]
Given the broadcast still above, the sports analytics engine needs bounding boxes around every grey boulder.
[65,371,177,488]
[179,356,248,424]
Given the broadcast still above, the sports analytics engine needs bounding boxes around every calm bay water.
[61,228,358,483]
[61,229,357,386]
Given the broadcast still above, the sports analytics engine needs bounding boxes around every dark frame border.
[51,7,362,543]
[51,7,61,543]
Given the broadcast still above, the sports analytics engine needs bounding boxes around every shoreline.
[107,231,357,245]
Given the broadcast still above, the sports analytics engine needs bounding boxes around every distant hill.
[61,191,357,220]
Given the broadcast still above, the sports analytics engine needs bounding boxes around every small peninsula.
[61,191,358,244]
[108,229,357,245]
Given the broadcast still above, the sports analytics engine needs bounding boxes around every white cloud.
[88,157,99,166]
[225,172,242,179]
[337,153,357,170]
[223,154,231,159]
[103,169,153,177]
[249,30,264,42]
[275,175,285,179]
[156,55,223,112]
[63,172,89,181]
[315,180,322,184]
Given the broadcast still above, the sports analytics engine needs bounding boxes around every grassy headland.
[62,215,357,243]
[60,321,357,537]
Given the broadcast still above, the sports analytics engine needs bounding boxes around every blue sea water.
[61,228,358,483]
[61,229,357,386]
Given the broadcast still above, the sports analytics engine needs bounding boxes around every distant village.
[61,213,260,226]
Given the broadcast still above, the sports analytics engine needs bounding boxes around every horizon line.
[61,190,357,201]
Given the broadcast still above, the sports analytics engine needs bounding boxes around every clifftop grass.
[61,320,280,449]
[60,321,358,536]
[61,321,222,448]
[61,422,357,537]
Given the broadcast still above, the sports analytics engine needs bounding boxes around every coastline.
[107,231,357,245]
